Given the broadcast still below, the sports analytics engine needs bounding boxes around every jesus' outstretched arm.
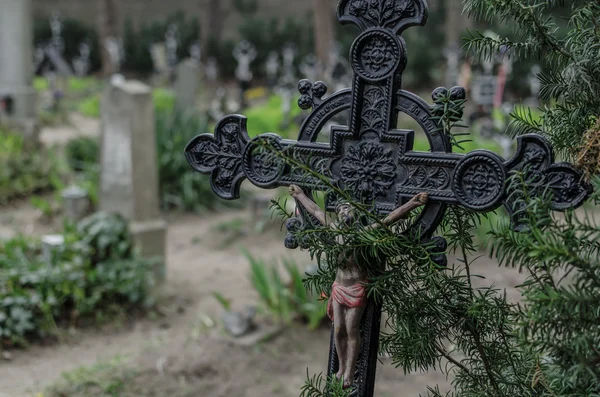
[288,184,330,226]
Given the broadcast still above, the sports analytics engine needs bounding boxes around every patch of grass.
[45,356,136,397]
[0,130,66,204]
[245,94,304,139]
[77,95,101,118]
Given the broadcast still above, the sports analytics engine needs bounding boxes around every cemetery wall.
[33,0,315,39]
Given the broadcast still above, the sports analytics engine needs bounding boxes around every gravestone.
[233,40,256,110]
[443,43,461,88]
[174,58,200,113]
[0,0,37,124]
[526,65,542,107]
[300,54,318,82]
[73,42,91,77]
[100,79,167,282]
[165,24,179,70]
[185,1,591,395]
[104,37,123,74]
[150,42,169,74]
[265,52,280,91]
[189,42,202,65]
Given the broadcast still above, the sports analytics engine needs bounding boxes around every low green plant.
[246,253,327,330]
[45,356,137,397]
[245,94,304,139]
[77,95,100,118]
[0,212,156,346]
[65,136,99,172]
[0,130,65,203]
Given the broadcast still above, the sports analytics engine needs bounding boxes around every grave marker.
[174,58,200,113]
[0,0,37,122]
[184,1,591,395]
[233,40,256,109]
[100,79,167,282]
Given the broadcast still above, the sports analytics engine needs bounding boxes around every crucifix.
[184,1,591,396]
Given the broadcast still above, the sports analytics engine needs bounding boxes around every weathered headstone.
[73,42,91,77]
[265,52,280,91]
[150,42,169,73]
[185,1,591,395]
[100,79,167,282]
[174,58,200,113]
[104,37,123,74]
[233,40,256,109]
[443,43,461,88]
[165,24,179,70]
[0,0,37,124]
[300,54,318,82]
[527,64,542,106]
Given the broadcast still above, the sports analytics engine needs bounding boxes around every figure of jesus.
[289,185,429,388]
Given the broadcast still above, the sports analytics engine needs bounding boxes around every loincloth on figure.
[327,281,368,321]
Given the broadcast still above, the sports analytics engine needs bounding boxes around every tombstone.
[189,42,202,65]
[265,52,280,91]
[527,65,542,106]
[275,83,294,130]
[49,12,65,55]
[205,57,219,83]
[326,42,352,93]
[208,87,226,122]
[165,24,179,70]
[300,54,318,82]
[150,42,169,74]
[174,58,200,113]
[232,40,256,109]
[104,37,123,74]
[280,43,297,87]
[73,42,91,78]
[100,79,167,282]
[443,43,461,88]
[0,0,37,127]
[184,1,591,395]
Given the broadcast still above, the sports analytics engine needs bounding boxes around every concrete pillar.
[0,0,36,120]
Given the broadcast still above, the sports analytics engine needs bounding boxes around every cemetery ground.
[0,114,532,397]
[0,198,532,397]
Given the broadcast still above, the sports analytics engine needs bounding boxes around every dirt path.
[0,205,531,397]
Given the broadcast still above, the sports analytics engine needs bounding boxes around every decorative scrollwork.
[406,166,450,190]
[351,30,404,82]
[546,164,591,211]
[184,116,249,200]
[360,85,388,135]
[340,141,396,202]
[243,135,286,188]
[453,152,507,211]
[341,0,422,32]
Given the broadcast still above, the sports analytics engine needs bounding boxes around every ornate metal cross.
[184,1,590,396]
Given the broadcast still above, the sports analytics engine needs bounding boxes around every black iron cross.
[184,1,590,395]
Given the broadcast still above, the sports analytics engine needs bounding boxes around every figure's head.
[336,202,355,226]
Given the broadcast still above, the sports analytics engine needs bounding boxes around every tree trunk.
[312,0,336,79]
[205,0,226,45]
[97,0,118,76]
[445,0,472,47]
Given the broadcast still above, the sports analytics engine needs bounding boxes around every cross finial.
[337,0,428,34]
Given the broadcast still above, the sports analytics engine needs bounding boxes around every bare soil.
[0,205,530,397]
